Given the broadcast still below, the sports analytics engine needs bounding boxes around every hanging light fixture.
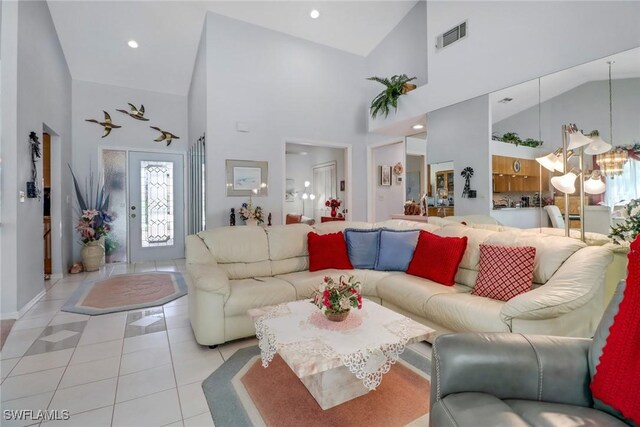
[595,61,628,177]
[596,147,628,177]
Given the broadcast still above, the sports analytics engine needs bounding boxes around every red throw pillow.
[471,244,536,301]
[307,232,353,272]
[406,231,468,286]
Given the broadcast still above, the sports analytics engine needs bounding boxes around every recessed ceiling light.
[310,9,320,19]
[128,40,139,49]
[412,124,425,130]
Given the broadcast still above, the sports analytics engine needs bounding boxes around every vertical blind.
[188,133,206,234]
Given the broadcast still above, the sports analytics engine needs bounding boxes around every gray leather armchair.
[430,281,635,427]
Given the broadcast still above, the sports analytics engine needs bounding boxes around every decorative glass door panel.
[140,161,174,247]
[129,152,184,262]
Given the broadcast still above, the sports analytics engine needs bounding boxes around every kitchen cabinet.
[493,174,510,192]
[435,170,454,196]
[427,207,455,217]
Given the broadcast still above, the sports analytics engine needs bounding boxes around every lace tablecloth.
[249,300,434,390]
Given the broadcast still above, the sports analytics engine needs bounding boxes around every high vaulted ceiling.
[47,1,418,96]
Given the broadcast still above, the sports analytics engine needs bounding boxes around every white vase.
[81,240,105,272]
[245,219,258,226]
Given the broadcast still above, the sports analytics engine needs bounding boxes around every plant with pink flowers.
[76,209,113,243]
[311,275,362,315]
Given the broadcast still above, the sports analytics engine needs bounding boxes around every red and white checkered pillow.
[472,244,536,301]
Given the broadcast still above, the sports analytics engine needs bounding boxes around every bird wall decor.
[116,103,149,121]
[150,126,180,146]
[85,111,121,138]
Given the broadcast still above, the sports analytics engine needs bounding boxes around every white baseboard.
[0,289,47,320]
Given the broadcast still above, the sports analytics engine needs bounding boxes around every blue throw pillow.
[375,229,420,271]
[344,228,380,269]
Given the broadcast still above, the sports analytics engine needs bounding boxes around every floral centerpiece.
[239,199,264,225]
[69,165,113,271]
[311,275,362,322]
[325,198,341,218]
[610,198,640,245]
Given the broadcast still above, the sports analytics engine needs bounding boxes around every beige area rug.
[1,319,16,350]
[62,272,187,315]
[202,346,431,427]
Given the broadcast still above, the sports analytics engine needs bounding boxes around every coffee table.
[248,300,434,410]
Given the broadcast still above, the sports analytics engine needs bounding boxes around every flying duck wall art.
[85,111,121,138]
[116,103,149,121]
[150,126,180,146]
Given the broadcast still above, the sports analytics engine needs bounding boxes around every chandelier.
[594,60,628,177]
[596,148,628,177]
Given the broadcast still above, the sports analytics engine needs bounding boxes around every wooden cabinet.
[492,155,547,193]
[435,170,454,196]
[493,174,510,192]
[427,207,454,217]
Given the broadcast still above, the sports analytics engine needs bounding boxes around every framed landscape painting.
[225,159,269,196]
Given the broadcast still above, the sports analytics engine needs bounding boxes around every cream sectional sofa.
[186,220,613,346]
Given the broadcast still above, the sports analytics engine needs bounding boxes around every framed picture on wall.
[379,165,392,186]
[285,178,295,202]
[225,159,269,196]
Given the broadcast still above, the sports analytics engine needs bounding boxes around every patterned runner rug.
[62,272,187,315]
[202,345,431,426]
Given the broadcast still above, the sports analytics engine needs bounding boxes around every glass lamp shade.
[536,152,558,172]
[551,172,577,194]
[584,135,612,155]
[584,176,606,195]
[309,194,316,200]
[302,193,309,200]
[304,181,310,188]
[567,131,593,150]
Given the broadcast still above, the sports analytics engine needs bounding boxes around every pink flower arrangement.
[311,275,362,314]
[76,209,113,243]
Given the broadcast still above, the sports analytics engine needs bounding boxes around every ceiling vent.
[436,21,467,50]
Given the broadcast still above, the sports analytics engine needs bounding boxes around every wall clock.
[513,160,521,173]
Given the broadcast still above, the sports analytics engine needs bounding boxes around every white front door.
[128,151,185,262]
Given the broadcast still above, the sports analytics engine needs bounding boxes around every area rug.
[202,346,431,427]
[61,272,187,315]
[1,319,16,350]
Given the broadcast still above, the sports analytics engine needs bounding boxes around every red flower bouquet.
[311,275,362,321]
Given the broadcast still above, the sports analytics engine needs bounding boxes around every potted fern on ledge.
[367,74,417,119]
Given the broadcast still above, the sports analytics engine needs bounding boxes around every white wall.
[285,145,345,218]
[427,95,492,216]
[372,141,405,221]
[71,80,188,261]
[204,13,368,227]
[1,0,72,315]
[366,0,428,94]
[370,1,640,132]
[188,25,207,153]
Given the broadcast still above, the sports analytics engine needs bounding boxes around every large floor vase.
[81,240,105,272]
[325,309,350,322]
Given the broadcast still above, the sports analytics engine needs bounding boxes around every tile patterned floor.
[0,259,433,427]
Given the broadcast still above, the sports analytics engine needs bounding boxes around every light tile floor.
[0,260,432,427]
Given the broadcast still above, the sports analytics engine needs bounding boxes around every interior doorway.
[284,141,351,224]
